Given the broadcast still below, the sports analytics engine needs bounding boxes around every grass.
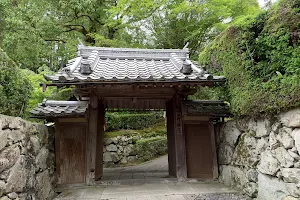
[104,121,166,138]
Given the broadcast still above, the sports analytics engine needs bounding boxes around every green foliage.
[200,0,300,116]
[106,112,163,131]
[133,137,167,161]
[188,86,230,102]
[104,122,166,138]
[0,48,31,117]
[24,67,73,120]
[147,0,260,58]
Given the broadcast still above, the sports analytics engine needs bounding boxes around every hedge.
[133,137,167,161]
[105,112,163,131]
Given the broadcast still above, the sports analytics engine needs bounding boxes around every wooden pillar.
[95,99,105,180]
[166,95,187,181]
[166,98,176,177]
[86,95,98,184]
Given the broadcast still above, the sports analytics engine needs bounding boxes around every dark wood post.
[166,98,176,177]
[86,94,98,184]
[95,99,105,180]
[166,95,187,181]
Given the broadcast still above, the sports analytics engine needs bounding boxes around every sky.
[258,0,277,8]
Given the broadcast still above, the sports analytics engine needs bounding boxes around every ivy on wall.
[199,0,300,116]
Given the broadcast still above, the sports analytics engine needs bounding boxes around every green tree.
[0,48,31,117]
[146,0,260,58]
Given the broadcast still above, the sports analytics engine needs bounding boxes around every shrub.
[105,112,163,131]
[0,48,31,117]
[199,0,300,116]
[133,137,167,161]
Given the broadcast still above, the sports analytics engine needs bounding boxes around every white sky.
[258,0,277,8]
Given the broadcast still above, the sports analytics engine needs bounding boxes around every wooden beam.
[95,99,105,180]
[166,95,187,181]
[174,95,187,181]
[54,120,61,184]
[166,99,176,177]
[86,94,98,184]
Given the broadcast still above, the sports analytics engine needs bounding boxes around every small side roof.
[182,100,232,117]
[44,45,225,84]
[30,100,88,118]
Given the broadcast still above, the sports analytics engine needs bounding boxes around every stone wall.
[0,115,56,200]
[218,108,300,200]
[103,136,167,167]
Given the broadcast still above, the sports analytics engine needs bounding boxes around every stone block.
[279,108,300,128]
[0,180,5,197]
[277,127,294,149]
[104,138,113,145]
[281,168,300,183]
[120,157,128,164]
[288,150,300,161]
[29,135,40,155]
[219,165,248,191]
[106,144,117,152]
[0,146,20,173]
[232,133,259,167]
[110,152,120,163]
[256,137,268,153]
[0,130,8,151]
[7,130,24,143]
[103,152,113,162]
[258,150,280,175]
[36,170,52,199]
[218,143,234,165]
[246,169,258,182]
[257,173,288,200]
[36,147,49,170]
[220,121,241,147]
[256,119,271,137]
[275,147,294,168]
[127,156,137,162]
[243,182,258,197]
[5,156,27,193]
[272,122,282,133]
[7,192,18,199]
[293,129,300,154]
[270,131,280,149]
[0,196,10,200]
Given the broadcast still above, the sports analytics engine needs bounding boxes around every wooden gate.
[56,121,87,184]
[184,122,217,179]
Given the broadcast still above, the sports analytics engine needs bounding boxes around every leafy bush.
[133,137,167,161]
[199,0,300,116]
[104,122,166,138]
[0,48,31,117]
[106,112,163,131]
[24,68,73,120]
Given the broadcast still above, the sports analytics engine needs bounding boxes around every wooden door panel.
[185,124,213,179]
[58,123,86,184]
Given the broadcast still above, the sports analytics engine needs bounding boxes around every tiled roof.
[44,45,225,83]
[182,100,232,117]
[30,100,88,118]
